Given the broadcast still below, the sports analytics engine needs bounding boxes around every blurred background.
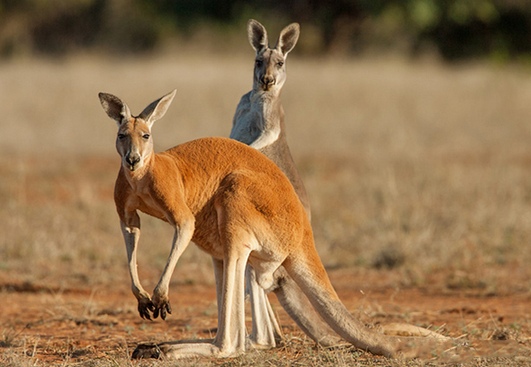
[1,0,531,295]
[0,0,530,61]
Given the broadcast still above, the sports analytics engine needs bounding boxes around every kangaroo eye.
[142,134,150,140]
[255,59,263,67]
[277,61,284,67]
[117,133,126,140]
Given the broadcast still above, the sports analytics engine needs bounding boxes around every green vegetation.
[0,0,530,61]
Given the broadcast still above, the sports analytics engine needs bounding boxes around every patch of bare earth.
[1,268,529,366]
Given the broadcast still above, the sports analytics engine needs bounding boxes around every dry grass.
[1,53,531,365]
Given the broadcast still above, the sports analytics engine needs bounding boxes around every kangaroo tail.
[272,266,343,347]
[283,243,400,357]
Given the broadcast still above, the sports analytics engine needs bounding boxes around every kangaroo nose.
[260,75,275,89]
[126,155,140,170]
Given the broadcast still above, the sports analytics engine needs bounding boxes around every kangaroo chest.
[232,94,281,149]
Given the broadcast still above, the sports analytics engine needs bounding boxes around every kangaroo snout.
[125,154,141,171]
[260,75,275,90]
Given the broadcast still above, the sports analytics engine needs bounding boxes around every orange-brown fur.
[116,138,304,259]
[99,90,448,360]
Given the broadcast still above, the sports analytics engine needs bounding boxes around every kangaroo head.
[98,90,176,173]
[247,19,300,93]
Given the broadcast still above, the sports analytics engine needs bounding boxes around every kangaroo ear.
[277,22,300,56]
[248,19,268,53]
[139,89,176,127]
[99,92,131,126]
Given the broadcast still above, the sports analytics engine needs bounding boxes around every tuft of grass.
[1,328,21,348]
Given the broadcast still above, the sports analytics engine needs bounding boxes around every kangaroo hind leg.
[133,190,255,360]
[246,264,283,349]
[133,245,251,360]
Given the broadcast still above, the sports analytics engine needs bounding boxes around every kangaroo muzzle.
[260,75,275,90]
[125,153,141,171]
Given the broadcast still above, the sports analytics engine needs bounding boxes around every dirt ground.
[1,268,530,366]
[1,56,531,366]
